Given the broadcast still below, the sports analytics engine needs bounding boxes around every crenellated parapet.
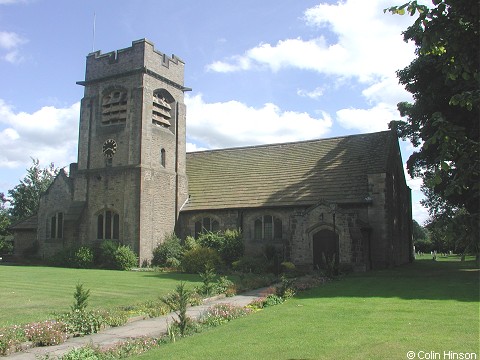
[79,39,188,91]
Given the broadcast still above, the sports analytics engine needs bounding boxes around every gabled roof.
[182,130,395,211]
[9,214,38,230]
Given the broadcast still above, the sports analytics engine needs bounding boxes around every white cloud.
[412,196,429,225]
[0,31,27,63]
[297,86,325,100]
[0,100,79,169]
[207,0,415,83]
[335,102,398,132]
[185,93,332,149]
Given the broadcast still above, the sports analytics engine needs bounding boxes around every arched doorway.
[313,229,339,270]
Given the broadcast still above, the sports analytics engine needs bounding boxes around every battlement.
[82,39,185,87]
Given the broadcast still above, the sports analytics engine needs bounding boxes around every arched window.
[48,212,64,239]
[97,210,120,240]
[194,217,219,238]
[160,148,166,167]
[254,215,282,241]
[101,89,127,125]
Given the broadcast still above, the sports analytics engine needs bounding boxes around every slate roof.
[182,130,394,211]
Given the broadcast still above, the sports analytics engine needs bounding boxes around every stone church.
[12,39,413,271]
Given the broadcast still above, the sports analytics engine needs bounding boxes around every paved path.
[5,288,270,360]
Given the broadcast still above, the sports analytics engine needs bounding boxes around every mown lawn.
[0,266,201,327]
[132,256,479,360]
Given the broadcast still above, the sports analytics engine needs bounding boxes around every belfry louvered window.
[101,90,127,125]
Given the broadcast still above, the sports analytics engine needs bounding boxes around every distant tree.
[0,193,13,254]
[7,159,58,222]
[385,1,479,262]
[412,220,427,242]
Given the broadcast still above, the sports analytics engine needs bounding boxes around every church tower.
[74,39,189,264]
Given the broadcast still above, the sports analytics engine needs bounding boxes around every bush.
[72,283,90,312]
[221,229,244,265]
[197,231,223,251]
[114,245,138,270]
[161,282,192,336]
[152,234,183,267]
[181,247,222,273]
[0,326,26,355]
[97,240,119,269]
[197,229,244,266]
[57,310,105,336]
[232,256,268,274]
[183,236,199,251]
[23,320,67,346]
[73,246,94,268]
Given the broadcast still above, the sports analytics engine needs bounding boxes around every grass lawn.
[0,265,202,327]
[132,256,479,360]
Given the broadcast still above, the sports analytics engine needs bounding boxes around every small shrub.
[61,346,100,360]
[198,265,217,296]
[277,275,296,300]
[263,294,284,307]
[200,303,251,327]
[57,310,105,336]
[0,326,26,355]
[101,310,128,327]
[161,282,192,336]
[73,246,94,268]
[183,236,199,251]
[152,233,183,267]
[197,231,223,251]
[97,240,119,269]
[72,283,90,312]
[0,237,13,255]
[165,257,181,269]
[215,276,235,295]
[114,245,138,270]
[23,320,68,346]
[181,247,222,273]
[221,229,244,265]
[232,256,268,274]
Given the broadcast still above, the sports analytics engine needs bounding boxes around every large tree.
[7,159,58,223]
[385,1,479,258]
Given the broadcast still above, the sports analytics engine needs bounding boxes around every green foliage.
[161,282,192,336]
[97,240,119,269]
[200,303,251,328]
[181,247,222,273]
[263,294,284,307]
[72,283,90,312]
[152,233,183,267]
[232,256,267,274]
[0,193,12,255]
[197,229,244,266]
[183,236,199,251]
[113,245,138,270]
[385,1,479,255]
[57,338,160,360]
[0,326,26,355]
[221,229,244,264]
[73,246,94,269]
[56,310,105,336]
[7,159,58,222]
[277,275,296,299]
[198,264,217,296]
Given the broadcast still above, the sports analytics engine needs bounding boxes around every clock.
[102,139,117,158]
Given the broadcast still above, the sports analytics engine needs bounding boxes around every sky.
[0,0,430,224]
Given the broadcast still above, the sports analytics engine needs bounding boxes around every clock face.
[102,139,117,158]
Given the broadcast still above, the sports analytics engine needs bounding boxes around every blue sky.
[0,0,429,223]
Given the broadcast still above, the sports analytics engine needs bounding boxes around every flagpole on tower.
[92,12,96,52]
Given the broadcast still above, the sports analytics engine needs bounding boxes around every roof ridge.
[187,130,391,155]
